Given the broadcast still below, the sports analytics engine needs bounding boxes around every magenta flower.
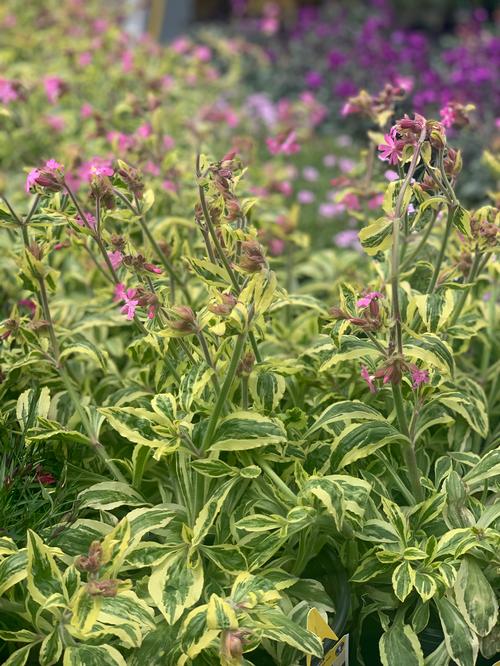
[43,76,63,104]
[0,78,18,104]
[269,238,285,256]
[361,366,377,394]
[25,168,40,193]
[334,229,360,249]
[410,366,430,389]
[266,130,300,156]
[136,123,152,139]
[80,103,93,119]
[298,190,315,204]
[45,159,62,170]
[78,52,92,67]
[378,129,403,165]
[193,45,212,62]
[440,104,456,128]
[357,291,383,309]
[107,251,123,270]
[144,263,162,275]
[75,212,96,231]
[89,163,114,179]
[114,283,138,320]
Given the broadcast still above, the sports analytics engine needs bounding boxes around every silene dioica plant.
[0,105,499,666]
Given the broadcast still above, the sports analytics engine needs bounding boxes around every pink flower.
[193,45,212,62]
[147,305,156,319]
[121,50,134,73]
[410,366,430,389]
[171,37,190,54]
[78,52,92,67]
[163,135,175,151]
[266,130,300,156]
[45,115,65,132]
[144,161,160,176]
[43,76,63,104]
[339,158,355,173]
[440,104,456,128]
[107,251,123,270]
[323,154,336,167]
[162,180,177,193]
[298,190,315,204]
[368,193,384,209]
[0,78,18,104]
[341,193,360,210]
[89,163,114,179]
[378,129,403,165]
[25,168,40,193]
[334,229,360,249]
[18,299,36,316]
[144,263,162,275]
[136,123,152,139]
[276,181,292,196]
[357,292,383,309]
[303,166,319,182]
[80,103,93,119]
[114,283,138,320]
[384,169,399,182]
[361,366,377,394]
[75,212,96,230]
[269,238,285,256]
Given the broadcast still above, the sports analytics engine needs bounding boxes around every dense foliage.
[0,2,499,665]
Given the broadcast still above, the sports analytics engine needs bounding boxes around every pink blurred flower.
[440,104,456,128]
[80,102,94,118]
[75,212,96,230]
[0,78,18,104]
[163,135,175,150]
[269,238,285,256]
[384,169,399,181]
[303,166,319,182]
[266,130,300,156]
[338,158,355,173]
[193,45,212,62]
[43,76,64,104]
[121,50,134,73]
[144,263,162,274]
[368,193,384,209]
[144,161,160,176]
[45,115,65,132]
[114,283,138,320]
[298,190,315,204]
[136,123,152,139]
[171,37,190,54]
[323,154,337,167]
[334,229,360,249]
[341,193,360,210]
[162,180,178,193]
[276,181,292,196]
[78,52,92,67]
[108,250,123,270]
[25,168,40,192]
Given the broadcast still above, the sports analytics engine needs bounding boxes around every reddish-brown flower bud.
[240,241,266,272]
[167,306,199,335]
[75,541,103,574]
[86,578,118,597]
[208,293,237,317]
[237,351,255,376]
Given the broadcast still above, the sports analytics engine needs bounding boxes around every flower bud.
[209,292,237,316]
[86,579,118,597]
[239,241,266,272]
[167,306,199,335]
[116,160,144,199]
[237,351,255,376]
[75,541,103,573]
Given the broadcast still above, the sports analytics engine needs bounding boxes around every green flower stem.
[391,130,425,354]
[65,185,119,283]
[196,156,262,363]
[449,249,484,326]
[391,383,423,502]
[259,458,296,503]
[241,374,249,409]
[196,329,220,393]
[427,205,455,293]
[201,331,247,451]
[401,207,440,270]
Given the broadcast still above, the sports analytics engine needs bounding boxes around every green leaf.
[98,591,155,634]
[359,216,393,255]
[0,549,28,595]
[255,609,323,657]
[392,561,414,601]
[16,387,51,431]
[148,548,203,624]
[306,400,384,437]
[78,482,146,511]
[179,605,218,661]
[210,411,287,451]
[63,645,127,666]
[405,333,455,376]
[332,421,406,469]
[249,370,286,412]
[127,505,176,543]
[99,407,178,454]
[454,557,498,636]
[70,587,102,633]
[435,597,478,666]
[463,449,500,488]
[26,530,64,605]
[320,335,381,372]
[380,623,424,666]
[200,545,247,574]
[411,290,455,332]
[414,572,437,603]
[2,645,32,666]
[60,334,107,368]
[438,389,489,438]
[191,478,236,546]
[206,593,238,630]
[451,206,471,236]
[351,555,389,583]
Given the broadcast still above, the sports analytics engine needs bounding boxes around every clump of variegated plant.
[0,102,498,666]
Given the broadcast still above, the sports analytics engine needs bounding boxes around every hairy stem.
[201,331,247,451]
[391,383,423,502]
